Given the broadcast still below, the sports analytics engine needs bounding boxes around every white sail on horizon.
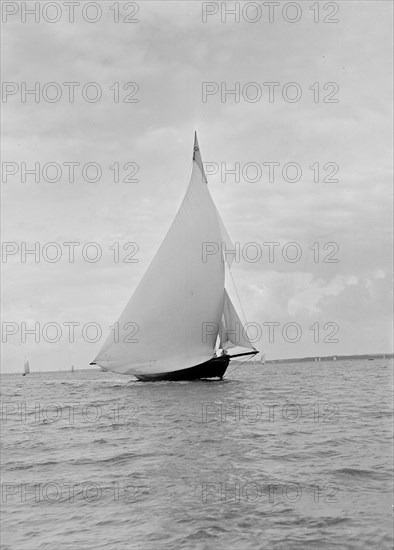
[24,360,30,375]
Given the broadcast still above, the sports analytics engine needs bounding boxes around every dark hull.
[134,356,230,382]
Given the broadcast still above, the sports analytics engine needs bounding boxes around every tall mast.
[193,131,207,183]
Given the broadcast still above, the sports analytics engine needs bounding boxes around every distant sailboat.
[71,365,75,373]
[90,133,258,381]
[23,359,30,376]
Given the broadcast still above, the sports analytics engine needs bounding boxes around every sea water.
[1,359,393,550]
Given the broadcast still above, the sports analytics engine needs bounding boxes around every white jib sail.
[93,139,225,376]
[220,289,256,351]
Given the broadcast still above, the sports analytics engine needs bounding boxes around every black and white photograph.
[1,1,393,549]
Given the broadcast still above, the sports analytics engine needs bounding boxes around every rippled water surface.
[1,359,393,550]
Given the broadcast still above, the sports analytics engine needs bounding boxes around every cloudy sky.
[2,1,393,372]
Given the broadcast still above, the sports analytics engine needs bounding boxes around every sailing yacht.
[91,133,259,381]
[23,359,30,376]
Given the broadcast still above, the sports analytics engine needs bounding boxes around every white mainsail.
[24,360,30,375]
[93,134,256,377]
